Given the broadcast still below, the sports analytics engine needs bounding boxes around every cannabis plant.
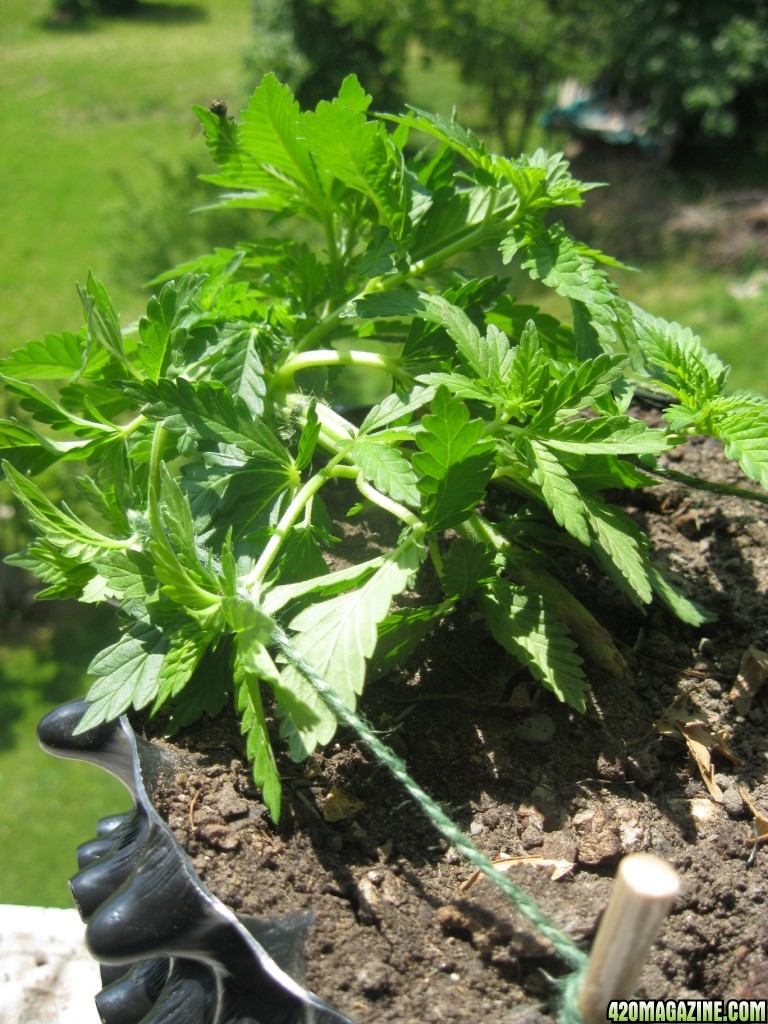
[4,75,767,819]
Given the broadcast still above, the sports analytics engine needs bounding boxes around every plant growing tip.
[4,72,768,820]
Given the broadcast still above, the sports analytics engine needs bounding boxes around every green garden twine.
[274,626,589,1022]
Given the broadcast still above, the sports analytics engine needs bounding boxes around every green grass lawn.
[0,605,130,907]
[0,0,253,346]
[1,0,252,907]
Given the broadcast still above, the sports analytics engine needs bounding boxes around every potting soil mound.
[151,422,768,1023]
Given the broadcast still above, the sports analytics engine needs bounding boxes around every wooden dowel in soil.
[578,852,680,1024]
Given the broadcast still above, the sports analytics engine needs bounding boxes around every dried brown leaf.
[738,787,768,845]
[322,785,364,822]
[654,699,743,803]
[460,854,575,892]
[730,646,768,714]
[675,721,723,802]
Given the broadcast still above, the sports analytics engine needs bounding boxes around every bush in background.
[245,0,404,111]
[598,0,768,167]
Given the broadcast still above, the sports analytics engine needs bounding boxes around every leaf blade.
[127,378,292,466]
[479,579,587,711]
[349,438,420,507]
[274,537,424,758]
[76,621,170,731]
[412,388,495,532]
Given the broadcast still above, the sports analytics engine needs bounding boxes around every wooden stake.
[578,852,680,1024]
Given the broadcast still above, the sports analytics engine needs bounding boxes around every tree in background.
[244,0,311,96]
[249,0,768,168]
[245,0,404,112]
[248,0,613,153]
[402,0,612,153]
[598,0,768,162]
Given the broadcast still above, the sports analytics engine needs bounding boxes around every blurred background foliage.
[245,0,768,165]
[2,0,768,905]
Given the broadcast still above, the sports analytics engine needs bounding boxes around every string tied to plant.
[273,625,590,1021]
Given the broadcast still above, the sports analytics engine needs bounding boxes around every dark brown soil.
[150,422,768,1023]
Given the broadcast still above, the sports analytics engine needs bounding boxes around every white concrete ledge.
[0,904,101,1023]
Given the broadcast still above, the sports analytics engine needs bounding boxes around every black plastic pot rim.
[38,699,357,1024]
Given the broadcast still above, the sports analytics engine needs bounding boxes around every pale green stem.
[329,464,359,480]
[291,212,516,356]
[322,210,343,288]
[243,446,353,591]
[244,472,327,590]
[484,188,497,222]
[287,396,424,531]
[118,413,147,439]
[354,474,423,530]
[404,220,503,278]
[458,511,509,551]
[427,534,444,576]
[275,349,415,389]
[291,307,346,355]
[147,423,169,535]
[483,408,516,438]
[285,394,358,454]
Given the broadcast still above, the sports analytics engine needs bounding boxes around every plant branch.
[354,473,423,530]
[244,445,353,590]
[147,423,169,536]
[118,413,147,439]
[290,212,516,357]
[284,392,358,447]
[637,460,768,506]
[459,514,629,677]
[274,348,415,389]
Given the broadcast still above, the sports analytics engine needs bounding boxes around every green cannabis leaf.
[413,387,496,532]
[274,537,424,759]
[76,621,171,732]
[6,73,768,822]
[479,579,587,711]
